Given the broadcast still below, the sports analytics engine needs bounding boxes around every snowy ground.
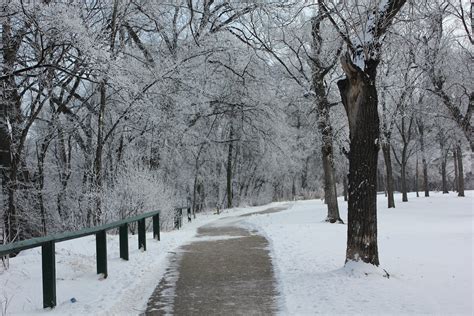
[241,191,474,315]
[1,192,472,315]
[0,204,282,315]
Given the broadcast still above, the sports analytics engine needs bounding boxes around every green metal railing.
[0,210,160,309]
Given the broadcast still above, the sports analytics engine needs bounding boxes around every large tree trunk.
[381,143,395,208]
[456,144,465,197]
[338,56,380,266]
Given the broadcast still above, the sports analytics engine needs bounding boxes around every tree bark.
[57,124,71,219]
[1,18,23,243]
[415,157,419,197]
[309,10,342,223]
[401,164,408,202]
[342,175,348,202]
[453,150,458,192]
[381,143,395,208]
[441,159,448,194]
[92,81,106,225]
[315,83,342,223]
[338,55,380,266]
[226,123,234,209]
[417,119,430,197]
[456,144,465,197]
[438,131,449,194]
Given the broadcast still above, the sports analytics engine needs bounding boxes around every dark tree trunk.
[1,18,23,243]
[342,175,348,202]
[456,144,465,197]
[438,131,449,194]
[401,164,408,202]
[301,156,309,190]
[415,157,419,197]
[382,143,395,208]
[291,177,296,199]
[316,89,342,223]
[417,119,429,197]
[422,162,429,197]
[92,81,107,225]
[338,56,380,266]
[310,14,342,223]
[322,150,342,222]
[393,114,414,202]
[226,124,234,209]
[57,125,71,219]
[453,150,458,192]
[441,159,448,194]
[36,133,53,235]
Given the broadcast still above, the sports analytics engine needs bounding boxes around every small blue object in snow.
[70,298,77,303]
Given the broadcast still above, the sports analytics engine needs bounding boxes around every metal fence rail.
[0,210,160,309]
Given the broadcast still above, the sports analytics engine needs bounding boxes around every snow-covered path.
[0,203,286,315]
[241,191,473,315]
[1,192,472,315]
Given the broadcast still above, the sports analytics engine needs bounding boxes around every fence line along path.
[0,210,161,309]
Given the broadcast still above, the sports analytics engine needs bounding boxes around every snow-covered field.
[1,192,472,315]
[0,204,278,315]
[242,191,474,315]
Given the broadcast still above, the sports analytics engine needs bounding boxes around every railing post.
[119,224,129,260]
[42,241,56,309]
[96,230,107,278]
[138,218,146,251]
[153,214,160,241]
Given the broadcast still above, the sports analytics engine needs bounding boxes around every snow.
[352,0,393,70]
[240,191,473,315]
[0,203,282,315]
[1,193,472,315]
